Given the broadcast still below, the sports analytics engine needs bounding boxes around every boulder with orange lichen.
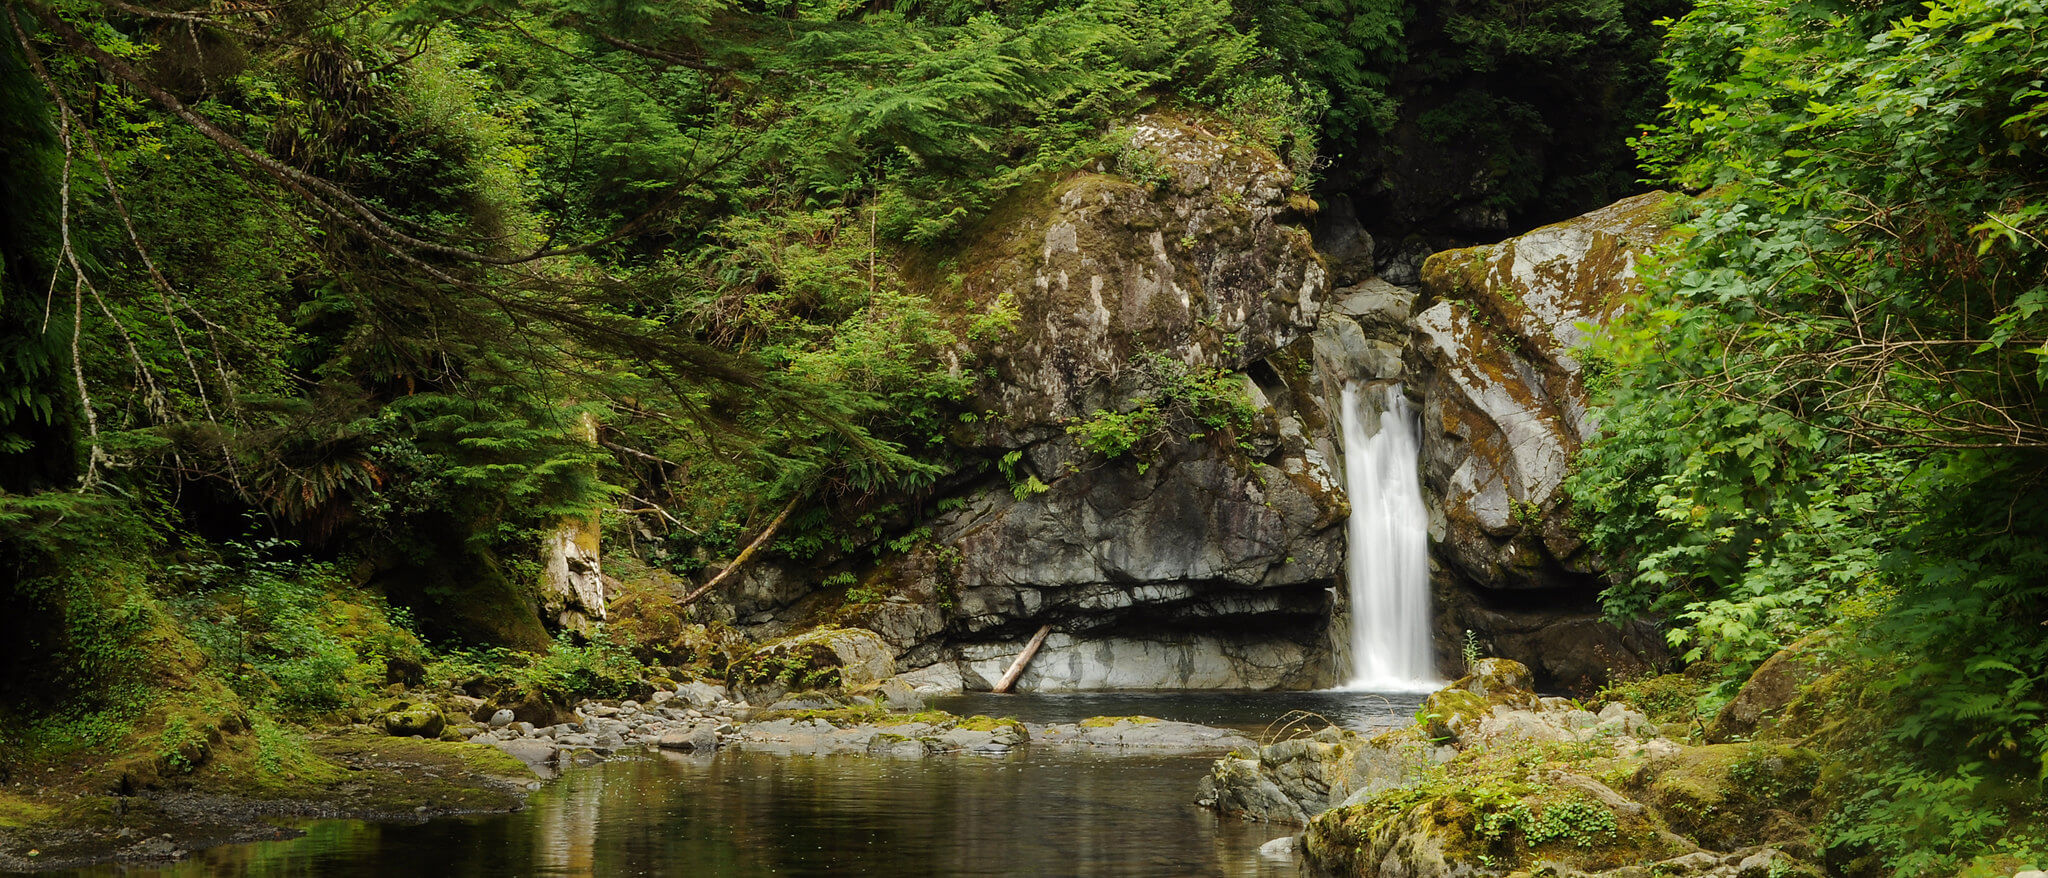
[1410,192,1679,690]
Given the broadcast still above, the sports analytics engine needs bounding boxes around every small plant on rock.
[1525,798,1620,849]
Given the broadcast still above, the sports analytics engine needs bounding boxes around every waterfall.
[1339,382,1440,692]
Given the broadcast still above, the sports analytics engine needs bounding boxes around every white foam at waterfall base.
[1338,382,1442,692]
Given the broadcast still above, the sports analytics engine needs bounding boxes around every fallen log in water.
[993,624,1054,694]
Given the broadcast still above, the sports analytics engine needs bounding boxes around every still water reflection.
[932,689,1427,735]
[76,749,1297,877]
[69,691,1430,877]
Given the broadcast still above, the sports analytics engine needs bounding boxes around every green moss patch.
[1304,733,1690,875]
[1418,688,1489,742]
[1629,742,1819,852]
[1078,715,1163,728]
[955,715,1029,733]
[0,793,56,830]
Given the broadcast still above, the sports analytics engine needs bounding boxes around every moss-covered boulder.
[473,688,574,728]
[1214,653,1831,877]
[1463,658,1535,699]
[729,627,894,703]
[1706,634,1834,744]
[1628,743,1820,854]
[1199,724,1446,824]
[381,702,446,739]
[1299,745,1690,877]
[1420,688,1492,744]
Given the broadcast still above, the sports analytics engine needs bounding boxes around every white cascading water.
[1339,382,1440,692]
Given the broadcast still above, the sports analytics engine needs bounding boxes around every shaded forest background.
[0,0,2041,872]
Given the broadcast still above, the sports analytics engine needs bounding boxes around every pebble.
[488,709,515,729]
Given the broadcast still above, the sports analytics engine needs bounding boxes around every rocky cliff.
[691,116,1353,690]
[676,134,1679,693]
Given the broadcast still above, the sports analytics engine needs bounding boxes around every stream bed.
[59,691,1427,877]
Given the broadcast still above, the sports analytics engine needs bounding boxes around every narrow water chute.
[1339,382,1440,691]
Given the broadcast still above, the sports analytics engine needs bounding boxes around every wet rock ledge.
[466,679,1255,775]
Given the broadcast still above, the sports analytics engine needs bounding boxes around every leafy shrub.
[1212,75,1329,186]
[1572,0,2048,871]
[1523,798,1620,849]
[172,536,425,714]
[1066,352,1257,462]
[517,629,649,704]
[1068,404,1167,461]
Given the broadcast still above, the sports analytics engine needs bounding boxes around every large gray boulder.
[919,118,1345,689]
[1414,191,1671,591]
[1410,192,1678,689]
[1199,725,1443,825]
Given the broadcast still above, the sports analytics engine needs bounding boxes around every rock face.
[540,413,607,633]
[674,152,1684,693]
[964,118,1326,443]
[1410,191,1678,689]
[956,632,1325,691]
[691,116,1351,690]
[925,117,1342,689]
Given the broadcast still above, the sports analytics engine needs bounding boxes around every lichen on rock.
[1411,192,1681,690]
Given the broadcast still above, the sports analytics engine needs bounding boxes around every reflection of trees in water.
[532,762,605,874]
[159,750,1293,876]
[690,751,1275,876]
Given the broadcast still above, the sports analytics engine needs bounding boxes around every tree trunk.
[680,495,802,608]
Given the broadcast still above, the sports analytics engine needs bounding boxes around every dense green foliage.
[1571,0,2048,871]
[1256,0,1681,241]
[0,0,1338,783]
[1064,351,1257,464]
